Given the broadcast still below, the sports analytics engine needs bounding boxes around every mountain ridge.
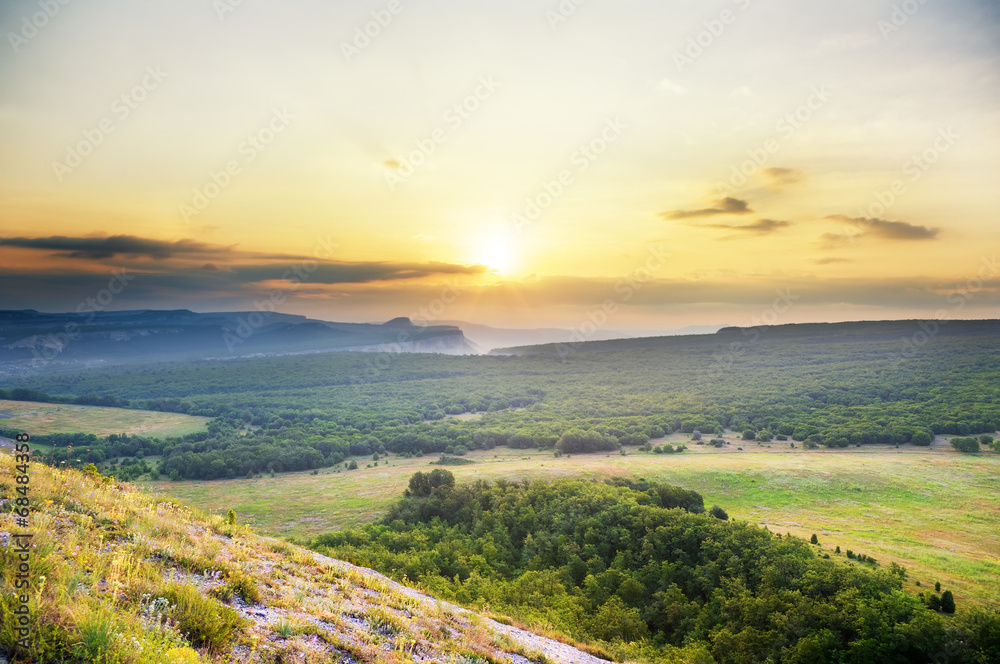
[0,310,476,375]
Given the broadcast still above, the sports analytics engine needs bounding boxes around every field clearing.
[0,399,211,438]
[149,434,1000,608]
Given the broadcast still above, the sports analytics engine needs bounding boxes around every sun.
[473,228,519,275]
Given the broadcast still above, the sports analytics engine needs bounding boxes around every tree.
[941,590,956,614]
[951,437,981,454]
[691,430,702,441]
[911,431,933,446]
[810,534,819,545]
[709,505,728,520]
[935,581,941,592]
[406,469,455,497]
[588,596,648,642]
[226,509,237,526]
[347,460,358,470]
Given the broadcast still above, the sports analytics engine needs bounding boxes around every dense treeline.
[2,326,999,478]
[312,475,1000,663]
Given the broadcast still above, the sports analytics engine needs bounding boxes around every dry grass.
[0,452,592,663]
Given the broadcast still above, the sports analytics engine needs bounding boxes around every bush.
[556,429,619,454]
[212,571,261,605]
[709,505,729,520]
[162,583,246,652]
[951,437,981,454]
[432,455,475,466]
[347,460,359,470]
[941,590,956,613]
[911,431,933,446]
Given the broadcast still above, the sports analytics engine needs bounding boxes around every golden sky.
[1,0,999,330]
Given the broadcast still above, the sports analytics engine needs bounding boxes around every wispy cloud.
[822,215,941,247]
[690,218,792,239]
[0,235,231,260]
[761,167,804,189]
[661,197,753,220]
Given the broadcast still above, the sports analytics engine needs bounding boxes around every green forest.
[2,322,998,480]
[312,472,1000,663]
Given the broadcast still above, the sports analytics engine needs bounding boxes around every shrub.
[212,571,261,604]
[810,534,819,545]
[162,583,246,652]
[556,429,619,454]
[911,431,933,446]
[709,505,728,520]
[347,460,359,470]
[941,590,956,614]
[950,437,981,454]
[432,455,474,466]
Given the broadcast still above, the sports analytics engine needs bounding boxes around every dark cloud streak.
[661,197,752,219]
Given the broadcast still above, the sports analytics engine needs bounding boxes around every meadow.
[147,431,1000,608]
[0,398,210,438]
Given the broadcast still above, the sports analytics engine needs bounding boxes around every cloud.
[814,257,851,265]
[824,215,941,245]
[762,167,804,188]
[661,197,752,220]
[0,235,230,260]
[657,78,687,95]
[690,219,792,238]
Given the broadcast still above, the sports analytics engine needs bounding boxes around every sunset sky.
[1,0,999,330]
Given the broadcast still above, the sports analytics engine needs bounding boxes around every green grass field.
[0,399,211,438]
[146,433,1000,608]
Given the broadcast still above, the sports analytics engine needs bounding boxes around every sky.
[1,0,999,331]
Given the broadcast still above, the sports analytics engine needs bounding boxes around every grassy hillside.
[0,452,604,663]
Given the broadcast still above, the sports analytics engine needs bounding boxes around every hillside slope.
[0,452,607,663]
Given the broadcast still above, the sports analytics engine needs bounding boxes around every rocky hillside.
[0,452,607,663]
